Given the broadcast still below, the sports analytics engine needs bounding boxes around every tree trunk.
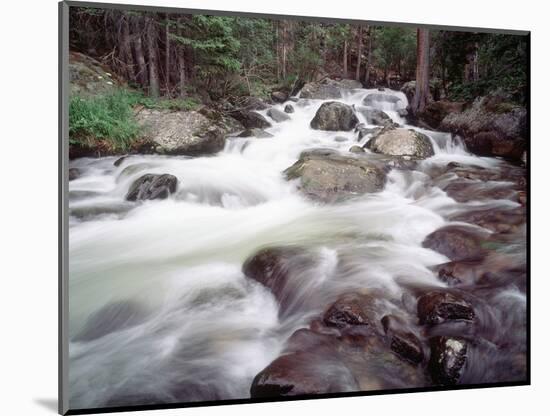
[281,21,287,80]
[411,28,430,115]
[343,39,348,78]
[355,26,363,81]
[177,18,186,97]
[365,27,373,86]
[131,16,148,87]
[119,13,135,83]
[146,17,160,98]
[165,14,170,95]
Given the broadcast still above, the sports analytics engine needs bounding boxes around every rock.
[69,51,123,97]
[349,145,365,153]
[428,336,468,385]
[422,226,484,261]
[400,81,416,103]
[125,173,178,201]
[323,293,378,329]
[68,168,80,181]
[113,156,127,167]
[284,151,386,203]
[229,110,272,129]
[363,93,401,106]
[237,128,274,138]
[136,109,225,156]
[397,108,409,117]
[233,96,269,111]
[271,91,288,103]
[439,95,527,160]
[299,78,362,100]
[450,207,526,234]
[417,291,475,325]
[356,106,394,126]
[310,101,359,131]
[250,351,358,398]
[284,104,295,114]
[73,301,146,342]
[416,101,466,130]
[356,125,381,140]
[267,108,291,123]
[381,315,424,364]
[242,246,311,304]
[334,136,348,142]
[366,127,434,159]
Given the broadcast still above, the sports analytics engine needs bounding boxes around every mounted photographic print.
[59,1,530,414]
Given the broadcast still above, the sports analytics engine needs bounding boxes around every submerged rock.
[310,101,359,131]
[422,226,484,261]
[229,109,272,129]
[284,104,295,114]
[363,93,401,106]
[366,127,434,159]
[349,145,365,153]
[428,336,468,385]
[237,128,274,138]
[267,108,291,123]
[113,156,127,167]
[381,315,424,364]
[125,173,178,201]
[356,106,394,127]
[69,168,81,181]
[323,293,378,329]
[284,151,386,203]
[417,291,475,325]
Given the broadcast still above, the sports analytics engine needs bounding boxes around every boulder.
[323,293,378,329]
[250,351,358,398]
[356,106,394,127]
[422,226,483,261]
[232,96,269,111]
[363,93,401,106]
[271,91,288,103]
[69,168,80,181]
[229,110,272,129]
[400,81,416,103]
[284,104,295,114]
[125,173,178,201]
[284,151,386,203]
[428,336,468,385]
[267,108,291,123]
[366,127,434,159]
[381,315,424,364]
[310,102,359,131]
[439,95,527,160]
[237,128,274,138]
[299,79,362,100]
[349,145,365,153]
[416,101,466,130]
[417,291,475,325]
[136,109,225,156]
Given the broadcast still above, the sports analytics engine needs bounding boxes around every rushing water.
[68,88,526,409]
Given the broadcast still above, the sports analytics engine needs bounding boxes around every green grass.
[69,89,201,151]
[69,90,141,151]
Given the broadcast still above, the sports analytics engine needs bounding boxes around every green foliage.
[372,27,416,78]
[69,90,141,151]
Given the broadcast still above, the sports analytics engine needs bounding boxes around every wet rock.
[422,226,483,261]
[69,168,80,181]
[242,246,310,303]
[356,106,394,127]
[349,145,365,153]
[229,110,272,129]
[428,336,468,385]
[284,151,386,203]
[310,101,359,131]
[417,291,475,325]
[250,351,358,398]
[113,156,127,167]
[125,173,178,201]
[271,91,288,103]
[232,96,269,111]
[439,95,527,161]
[416,101,466,130]
[237,128,274,138]
[381,315,424,364]
[284,104,295,114]
[356,125,381,140]
[366,127,434,159]
[450,207,526,234]
[136,109,226,156]
[363,93,401,106]
[323,293,378,329]
[73,301,145,342]
[334,136,348,142]
[442,181,519,204]
[299,79,361,100]
[267,108,291,123]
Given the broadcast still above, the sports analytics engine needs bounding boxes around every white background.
[0,0,546,414]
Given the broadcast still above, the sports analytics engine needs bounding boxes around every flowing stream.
[68,88,526,409]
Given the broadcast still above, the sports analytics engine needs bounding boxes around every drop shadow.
[34,398,58,413]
